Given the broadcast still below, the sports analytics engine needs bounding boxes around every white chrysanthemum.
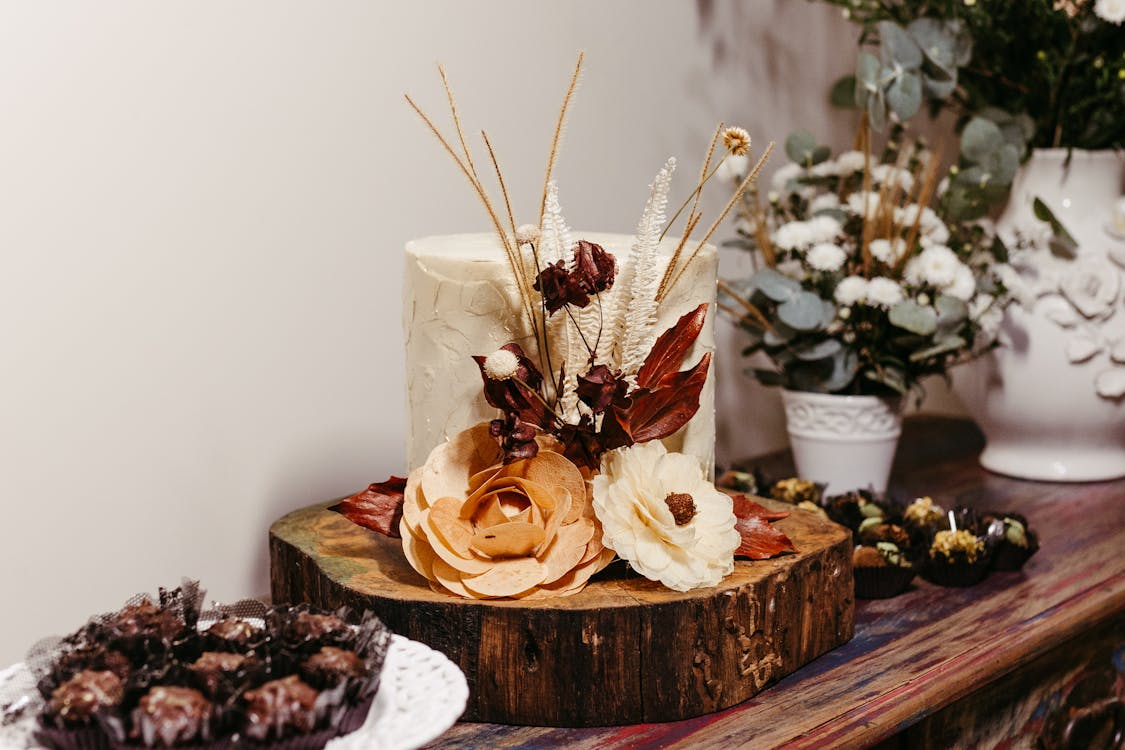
[866,277,905,308]
[944,263,977,301]
[717,154,749,184]
[903,245,957,288]
[834,275,869,305]
[809,161,838,178]
[1096,0,1125,23]
[846,190,881,217]
[773,221,814,251]
[775,259,808,281]
[808,215,842,243]
[835,150,867,174]
[482,349,519,380]
[770,162,804,193]
[807,242,847,272]
[920,223,951,246]
[869,238,907,264]
[592,441,740,592]
[809,193,841,213]
[872,164,915,192]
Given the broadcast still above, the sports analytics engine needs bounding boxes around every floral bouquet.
[335,57,797,599]
[720,129,1011,398]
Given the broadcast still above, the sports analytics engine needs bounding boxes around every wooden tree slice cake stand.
[270,498,854,726]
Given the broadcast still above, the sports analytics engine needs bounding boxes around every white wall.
[0,0,963,663]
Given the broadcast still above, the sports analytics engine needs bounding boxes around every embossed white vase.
[780,389,903,496]
[952,150,1125,482]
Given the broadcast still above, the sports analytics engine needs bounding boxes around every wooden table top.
[422,417,1125,749]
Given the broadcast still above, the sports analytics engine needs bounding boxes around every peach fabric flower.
[400,423,613,599]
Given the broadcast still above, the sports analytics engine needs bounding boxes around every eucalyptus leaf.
[878,21,923,69]
[778,291,830,331]
[811,145,832,165]
[792,337,844,361]
[909,335,967,362]
[1032,197,1078,256]
[752,266,801,302]
[785,130,820,166]
[888,300,938,335]
[812,207,848,224]
[923,72,957,101]
[961,117,1004,163]
[980,143,1020,185]
[863,366,908,395]
[856,52,882,90]
[934,294,968,333]
[907,18,957,72]
[830,75,859,108]
[866,88,887,132]
[763,324,796,347]
[951,20,972,66]
[886,71,923,121]
[821,349,860,393]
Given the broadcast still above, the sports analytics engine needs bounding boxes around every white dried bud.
[917,293,931,306]
[482,349,520,380]
[515,224,541,245]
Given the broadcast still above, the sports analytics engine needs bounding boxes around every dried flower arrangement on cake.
[336,55,797,598]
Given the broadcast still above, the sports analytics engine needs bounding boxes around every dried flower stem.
[660,122,723,242]
[539,52,584,228]
[656,211,703,297]
[660,142,774,301]
[900,144,943,270]
[482,131,518,239]
[438,66,478,179]
[858,121,874,277]
[405,92,543,367]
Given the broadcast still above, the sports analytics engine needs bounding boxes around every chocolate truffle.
[300,646,366,689]
[131,686,212,748]
[188,652,249,699]
[53,642,132,682]
[290,612,350,641]
[112,600,182,642]
[205,618,260,649]
[47,670,124,726]
[241,675,319,741]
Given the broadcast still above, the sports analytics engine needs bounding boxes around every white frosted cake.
[403,231,718,471]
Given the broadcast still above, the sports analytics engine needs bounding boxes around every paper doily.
[0,634,466,750]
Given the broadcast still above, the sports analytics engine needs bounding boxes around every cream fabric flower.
[592,441,739,592]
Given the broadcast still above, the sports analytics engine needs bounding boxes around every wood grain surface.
[270,496,854,725]
[404,417,1125,748]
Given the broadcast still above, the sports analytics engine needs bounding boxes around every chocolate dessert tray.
[0,626,467,750]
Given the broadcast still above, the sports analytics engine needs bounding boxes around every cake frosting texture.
[403,232,717,471]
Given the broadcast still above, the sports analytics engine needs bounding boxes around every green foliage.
[816,0,1125,151]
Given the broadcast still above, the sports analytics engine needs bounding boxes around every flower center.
[664,492,696,526]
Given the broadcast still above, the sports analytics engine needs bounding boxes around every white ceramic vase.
[780,389,903,496]
[953,149,1125,482]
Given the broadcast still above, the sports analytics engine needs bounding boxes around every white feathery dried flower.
[1096,0,1125,22]
[515,224,540,245]
[866,277,905,308]
[834,275,869,306]
[482,349,520,380]
[807,243,847,272]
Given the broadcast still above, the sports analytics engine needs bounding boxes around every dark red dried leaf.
[330,477,407,538]
[732,494,790,522]
[730,493,796,559]
[636,303,709,389]
[556,415,605,471]
[609,352,711,445]
[734,513,797,559]
[572,240,616,294]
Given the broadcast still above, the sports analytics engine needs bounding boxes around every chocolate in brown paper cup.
[35,725,113,750]
[854,564,915,599]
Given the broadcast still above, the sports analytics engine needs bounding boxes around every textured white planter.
[953,150,1125,482]
[780,389,903,496]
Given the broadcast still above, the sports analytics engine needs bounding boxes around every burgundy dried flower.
[572,240,616,295]
[556,415,605,471]
[489,412,540,462]
[575,364,628,414]
[534,260,589,314]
